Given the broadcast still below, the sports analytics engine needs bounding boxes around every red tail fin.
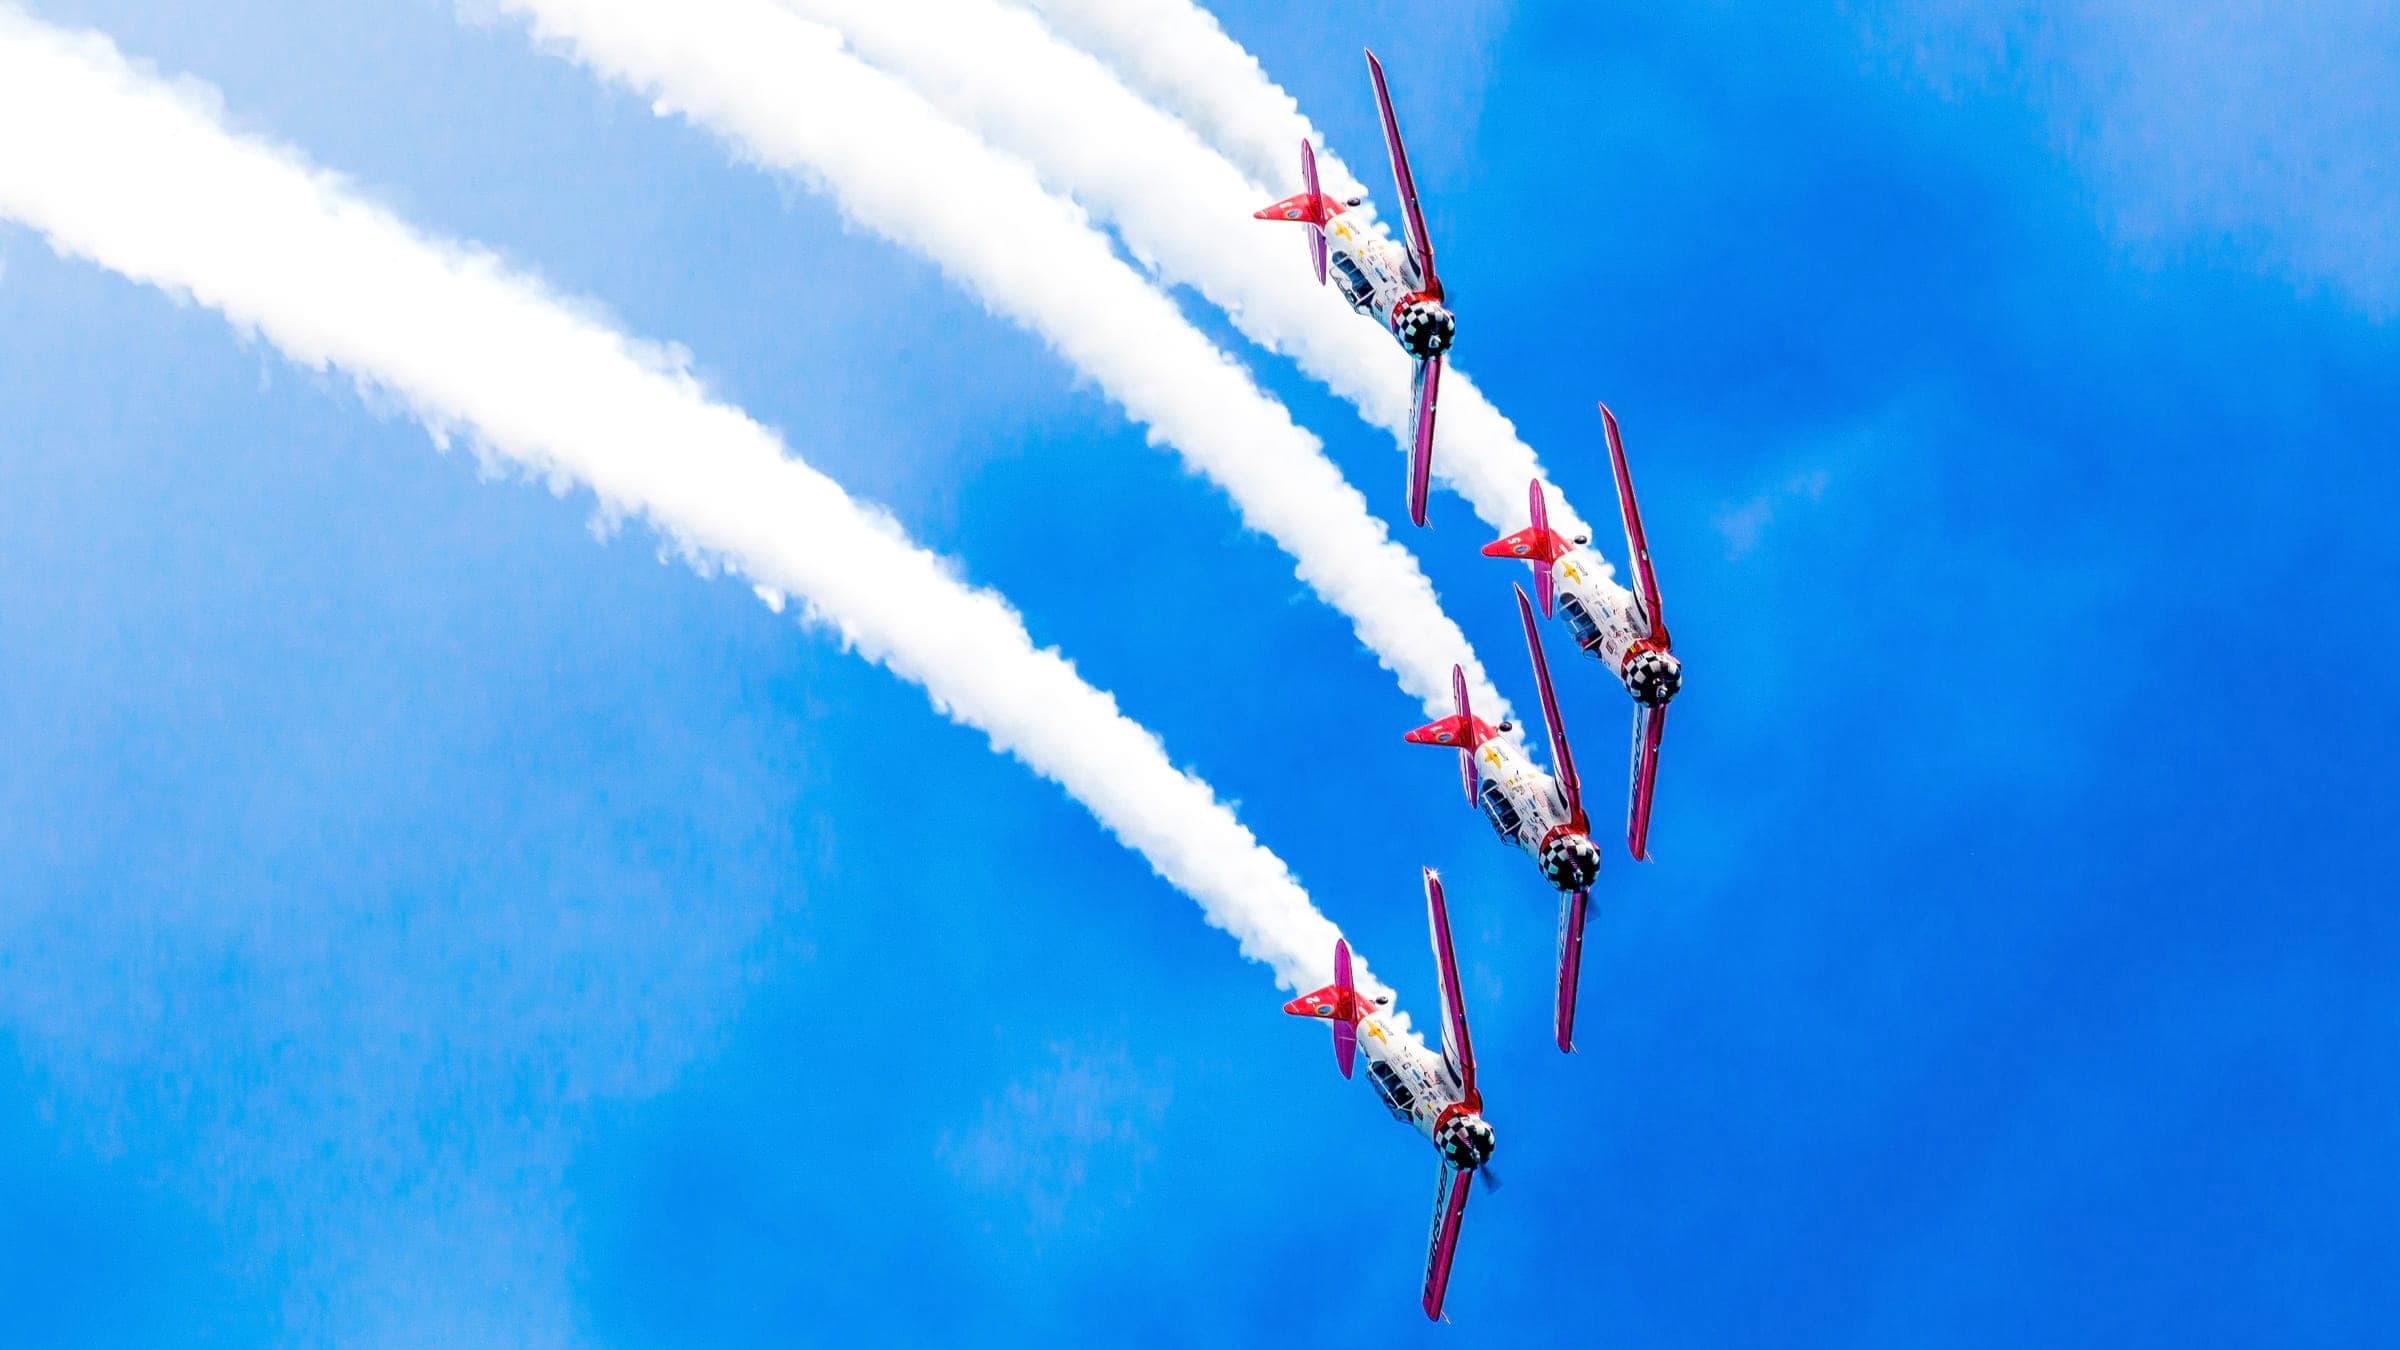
[1283,938,1368,1078]
[1404,665,1494,807]
[1253,141,1340,285]
[1481,481,1573,617]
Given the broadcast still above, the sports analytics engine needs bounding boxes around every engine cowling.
[1394,298,1456,360]
[1625,648,1682,706]
[1537,830,1601,892]
[1436,1112,1497,1170]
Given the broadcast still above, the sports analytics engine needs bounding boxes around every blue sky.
[2,1,2395,1345]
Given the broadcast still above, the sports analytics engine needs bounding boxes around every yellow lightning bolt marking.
[1560,561,1584,583]
[1480,746,1504,769]
[1366,1023,1388,1043]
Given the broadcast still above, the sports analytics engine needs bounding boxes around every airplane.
[1404,589,1601,1053]
[1482,402,1681,861]
[1284,868,1494,1322]
[1253,49,1453,528]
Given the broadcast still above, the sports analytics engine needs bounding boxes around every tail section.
[1481,480,1574,617]
[1404,665,1495,806]
[1252,139,1339,285]
[1282,937,1369,1078]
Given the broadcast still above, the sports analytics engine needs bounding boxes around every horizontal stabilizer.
[1251,190,1339,226]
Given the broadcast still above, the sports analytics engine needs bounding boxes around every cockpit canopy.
[1557,593,1604,652]
[1479,781,1522,841]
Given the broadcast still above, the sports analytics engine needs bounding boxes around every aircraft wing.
[1514,584,1583,822]
[1366,49,1438,293]
[1600,402,1667,644]
[1556,888,1590,1053]
[1423,870,1478,1102]
[1627,702,1665,862]
[1406,353,1442,527]
[1421,1160,1474,1322]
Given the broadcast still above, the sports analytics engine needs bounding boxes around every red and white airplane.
[1254,49,1453,527]
[1404,588,1602,1053]
[1483,403,1681,861]
[1284,869,1493,1322]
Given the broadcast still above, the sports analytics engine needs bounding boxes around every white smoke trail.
[0,4,1377,999]
[1015,0,1323,194]
[495,0,1515,725]
[789,0,1594,547]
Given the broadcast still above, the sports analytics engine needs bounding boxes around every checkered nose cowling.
[1396,299,1456,359]
[1437,1114,1496,1170]
[1626,649,1682,706]
[1538,831,1601,891]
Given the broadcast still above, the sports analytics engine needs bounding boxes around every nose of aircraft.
[1627,648,1682,706]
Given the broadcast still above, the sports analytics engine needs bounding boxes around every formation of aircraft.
[1283,870,1493,1322]
[1255,49,1453,528]
[1403,590,1602,1055]
[1484,404,1682,860]
[1263,50,1687,1324]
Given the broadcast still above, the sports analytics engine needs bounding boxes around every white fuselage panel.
[1550,553,1648,687]
[1472,737,1574,861]
[1354,1014,1464,1144]
[1323,212,1421,325]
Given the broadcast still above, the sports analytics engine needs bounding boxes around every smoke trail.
[1015,0,1323,195]
[495,0,1515,726]
[791,0,1596,547]
[0,4,1376,998]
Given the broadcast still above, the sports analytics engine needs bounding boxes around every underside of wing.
[1600,402,1667,644]
[1514,584,1582,821]
[1366,49,1439,293]
[1556,888,1590,1053]
[1407,354,1441,527]
[1423,870,1477,1100]
[1421,1160,1473,1322]
[1628,702,1666,862]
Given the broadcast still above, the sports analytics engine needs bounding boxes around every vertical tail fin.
[1252,140,1337,286]
[1480,480,1573,617]
[1330,938,1359,1078]
[1301,139,1329,287]
[1404,664,1491,806]
[1282,938,1367,1079]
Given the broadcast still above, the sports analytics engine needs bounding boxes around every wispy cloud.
[1856,0,2400,316]
[938,1039,1171,1240]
